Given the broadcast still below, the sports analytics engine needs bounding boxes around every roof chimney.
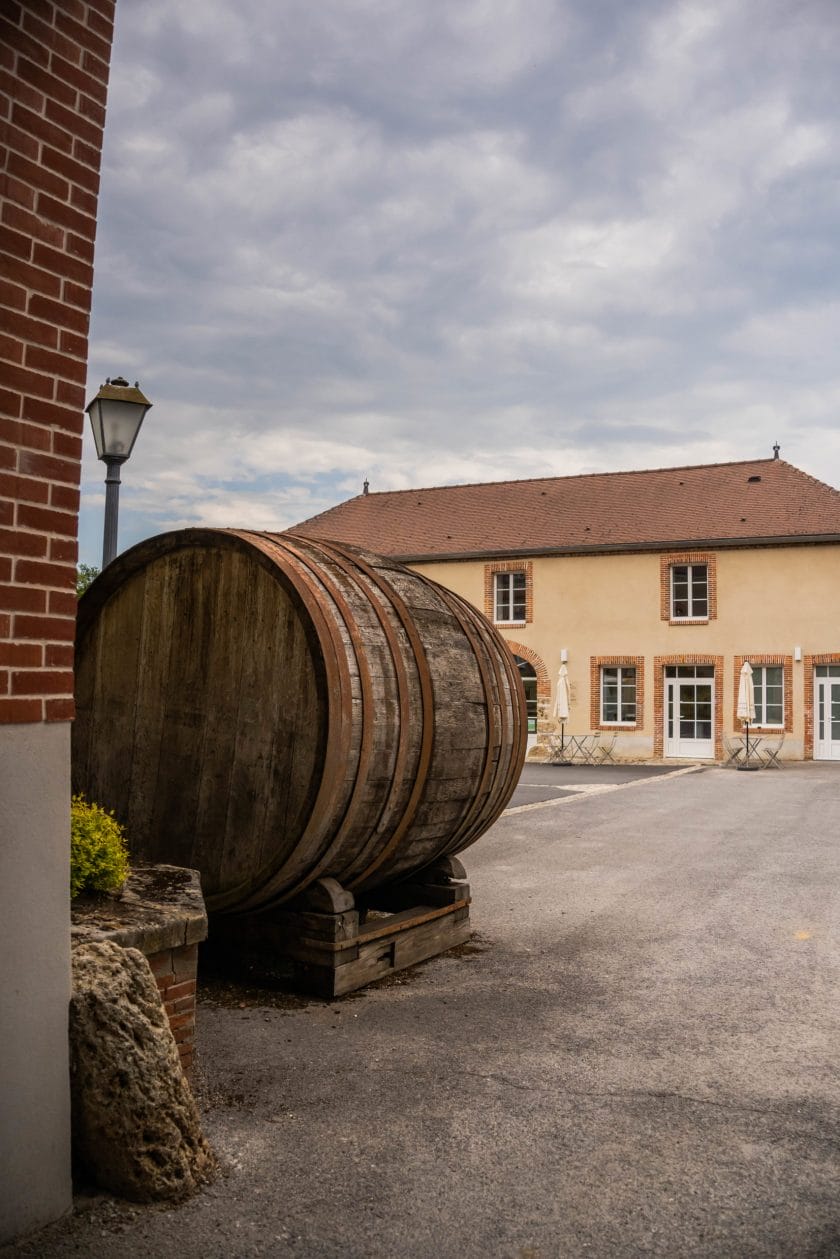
[363,479,369,495]
[772,443,780,460]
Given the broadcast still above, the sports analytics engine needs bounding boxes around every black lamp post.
[85,376,152,567]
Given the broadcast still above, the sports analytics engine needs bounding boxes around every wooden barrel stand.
[211,858,471,998]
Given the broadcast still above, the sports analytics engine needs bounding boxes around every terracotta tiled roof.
[290,458,840,560]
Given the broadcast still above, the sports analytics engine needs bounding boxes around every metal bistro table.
[735,734,764,771]
[549,734,600,765]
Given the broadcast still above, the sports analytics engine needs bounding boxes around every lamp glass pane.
[97,399,148,459]
[88,400,106,458]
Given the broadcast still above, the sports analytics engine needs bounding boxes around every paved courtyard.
[508,759,684,808]
[6,763,840,1258]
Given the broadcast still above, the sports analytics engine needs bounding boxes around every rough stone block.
[70,939,215,1202]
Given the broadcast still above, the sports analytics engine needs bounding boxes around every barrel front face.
[73,529,526,913]
[73,534,329,910]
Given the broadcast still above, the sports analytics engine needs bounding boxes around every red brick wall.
[0,0,116,724]
[146,944,199,1077]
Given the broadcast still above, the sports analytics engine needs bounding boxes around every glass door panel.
[696,685,712,739]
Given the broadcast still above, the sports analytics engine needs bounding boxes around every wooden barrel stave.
[304,538,436,894]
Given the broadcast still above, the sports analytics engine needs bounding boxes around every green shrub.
[70,795,129,898]
[76,563,100,596]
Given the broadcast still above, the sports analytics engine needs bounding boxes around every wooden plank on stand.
[210,875,473,998]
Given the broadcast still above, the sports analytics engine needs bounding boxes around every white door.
[665,675,714,759]
[814,669,840,760]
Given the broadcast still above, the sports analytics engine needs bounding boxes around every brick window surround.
[660,552,717,624]
[484,560,533,626]
[504,639,550,703]
[590,656,645,731]
[804,653,840,760]
[733,655,793,734]
[504,639,550,738]
[653,654,724,759]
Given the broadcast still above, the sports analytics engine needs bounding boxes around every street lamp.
[85,376,152,567]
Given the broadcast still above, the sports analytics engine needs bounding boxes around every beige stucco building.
[293,454,840,764]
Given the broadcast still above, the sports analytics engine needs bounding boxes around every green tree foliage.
[70,795,129,898]
[76,563,100,596]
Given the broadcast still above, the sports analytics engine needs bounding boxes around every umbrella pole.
[738,720,760,770]
[560,721,565,755]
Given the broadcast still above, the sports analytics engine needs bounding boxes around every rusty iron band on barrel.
[435,585,524,851]
[464,606,527,829]
[429,581,503,855]
[279,536,413,890]
[296,538,417,887]
[225,531,362,911]
[320,541,436,890]
[259,533,386,900]
[470,594,527,825]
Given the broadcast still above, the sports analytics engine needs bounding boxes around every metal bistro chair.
[594,732,617,765]
[546,734,572,764]
[722,734,745,768]
[760,732,785,769]
[572,734,599,764]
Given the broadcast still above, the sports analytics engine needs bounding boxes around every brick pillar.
[0,1,117,1242]
[148,944,200,1077]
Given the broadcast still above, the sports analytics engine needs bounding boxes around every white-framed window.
[670,563,708,619]
[752,664,783,726]
[601,665,637,724]
[494,571,526,623]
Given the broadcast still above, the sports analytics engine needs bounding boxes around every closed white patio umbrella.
[553,664,571,759]
[736,661,758,770]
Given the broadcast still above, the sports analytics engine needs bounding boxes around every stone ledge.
[71,865,207,955]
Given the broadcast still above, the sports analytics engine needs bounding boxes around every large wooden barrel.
[73,529,526,913]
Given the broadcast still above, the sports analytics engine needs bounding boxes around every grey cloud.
[80,0,840,563]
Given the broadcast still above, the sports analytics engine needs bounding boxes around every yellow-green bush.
[70,795,129,898]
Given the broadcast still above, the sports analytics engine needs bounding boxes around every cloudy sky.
[80,0,840,565]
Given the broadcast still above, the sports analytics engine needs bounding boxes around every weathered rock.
[70,940,215,1202]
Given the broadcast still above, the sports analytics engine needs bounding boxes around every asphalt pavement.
[6,762,840,1259]
[508,760,684,808]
